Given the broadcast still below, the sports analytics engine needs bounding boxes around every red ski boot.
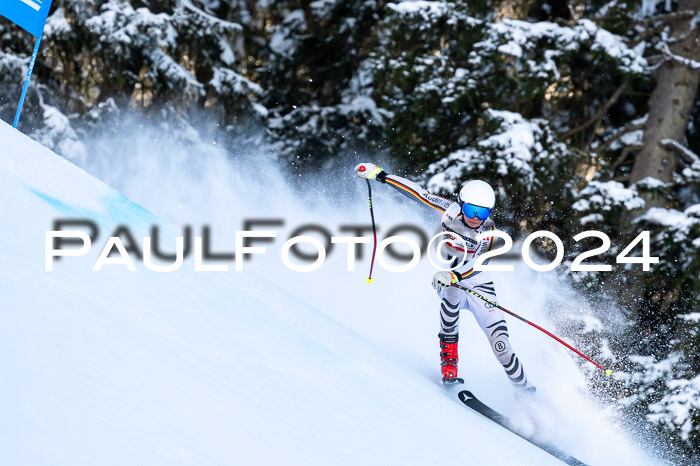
[439,333,463,384]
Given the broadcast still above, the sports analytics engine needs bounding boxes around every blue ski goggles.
[461,202,492,221]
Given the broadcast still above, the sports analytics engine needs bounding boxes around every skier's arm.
[451,224,496,280]
[354,163,452,215]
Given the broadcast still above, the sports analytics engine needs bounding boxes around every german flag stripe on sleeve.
[385,178,447,213]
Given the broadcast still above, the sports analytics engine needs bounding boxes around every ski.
[457,390,587,466]
[442,377,464,385]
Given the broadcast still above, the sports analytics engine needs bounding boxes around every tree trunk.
[629,0,700,188]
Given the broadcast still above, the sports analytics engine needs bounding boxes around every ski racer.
[354,163,536,396]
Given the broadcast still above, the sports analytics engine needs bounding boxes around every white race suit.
[377,172,530,388]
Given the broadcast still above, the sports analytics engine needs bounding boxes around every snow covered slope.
[0,120,659,465]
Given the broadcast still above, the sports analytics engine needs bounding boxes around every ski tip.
[366,278,373,284]
[605,369,613,377]
[458,390,475,401]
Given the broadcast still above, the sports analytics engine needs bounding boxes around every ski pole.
[365,179,378,283]
[452,283,612,376]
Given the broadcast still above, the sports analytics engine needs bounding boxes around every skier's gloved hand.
[354,163,386,182]
[432,270,462,289]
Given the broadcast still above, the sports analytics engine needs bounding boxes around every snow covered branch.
[657,42,700,70]
[180,0,243,32]
[661,138,700,164]
[594,122,647,153]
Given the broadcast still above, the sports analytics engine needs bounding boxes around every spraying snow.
[0,118,665,465]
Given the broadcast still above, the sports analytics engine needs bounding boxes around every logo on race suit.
[441,223,478,247]
[494,341,506,353]
[484,302,493,309]
[424,194,445,205]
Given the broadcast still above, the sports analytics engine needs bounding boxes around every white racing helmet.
[458,180,495,221]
